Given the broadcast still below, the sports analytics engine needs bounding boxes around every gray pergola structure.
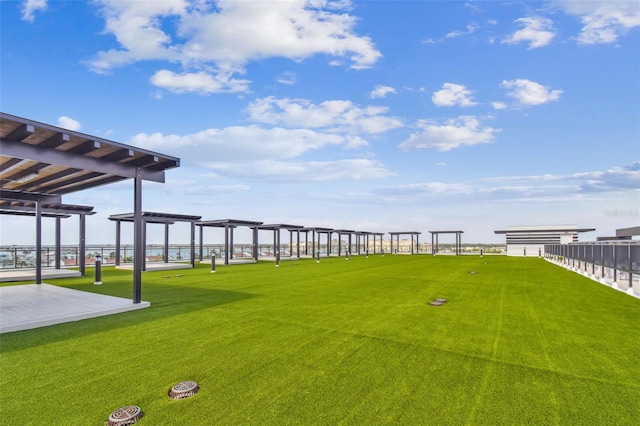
[109,211,201,271]
[353,231,384,255]
[300,227,333,258]
[0,201,95,273]
[259,224,305,258]
[0,112,181,303]
[368,232,386,254]
[331,229,355,256]
[430,230,464,255]
[389,231,421,254]
[196,219,263,264]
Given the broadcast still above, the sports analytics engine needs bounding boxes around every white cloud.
[21,0,47,22]
[500,79,562,106]
[369,85,397,99]
[555,0,640,44]
[445,23,480,38]
[131,125,347,163]
[491,101,508,110]
[502,17,555,49]
[487,162,640,193]
[88,0,381,92]
[400,116,499,151]
[432,83,477,107]
[161,179,250,195]
[374,182,474,197]
[207,159,393,182]
[277,71,297,85]
[129,117,395,182]
[57,116,81,131]
[245,96,403,134]
[150,69,250,94]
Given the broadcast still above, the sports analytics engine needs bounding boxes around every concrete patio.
[0,283,149,334]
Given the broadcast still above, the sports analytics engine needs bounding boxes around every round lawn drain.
[435,298,447,303]
[429,301,444,306]
[168,381,200,400]
[107,405,143,426]
[469,271,477,275]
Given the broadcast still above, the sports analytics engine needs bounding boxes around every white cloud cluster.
[21,0,47,22]
[400,116,499,151]
[130,121,393,182]
[445,23,480,39]
[482,162,640,191]
[206,159,393,182]
[502,17,556,49]
[432,83,477,107]
[369,85,397,99]
[150,70,250,94]
[555,0,640,45]
[374,163,639,203]
[88,0,381,93]
[277,72,297,86]
[245,97,403,134]
[500,79,562,106]
[57,116,81,131]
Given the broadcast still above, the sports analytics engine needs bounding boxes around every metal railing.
[544,241,640,297]
[1,242,507,269]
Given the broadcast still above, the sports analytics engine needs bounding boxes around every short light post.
[316,251,320,263]
[211,253,216,273]
[94,254,102,285]
[275,250,280,267]
[365,249,369,259]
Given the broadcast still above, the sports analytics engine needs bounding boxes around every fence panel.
[603,245,615,268]
[631,245,640,273]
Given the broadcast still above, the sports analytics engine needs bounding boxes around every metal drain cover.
[107,405,143,426]
[435,298,447,303]
[429,301,444,306]
[168,381,200,399]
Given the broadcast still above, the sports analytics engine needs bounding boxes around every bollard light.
[211,253,216,273]
[94,254,102,285]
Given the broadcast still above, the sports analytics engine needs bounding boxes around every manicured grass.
[1,255,639,425]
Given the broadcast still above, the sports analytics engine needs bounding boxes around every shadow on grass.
[0,279,257,353]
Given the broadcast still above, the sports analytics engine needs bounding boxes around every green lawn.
[1,255,639,425]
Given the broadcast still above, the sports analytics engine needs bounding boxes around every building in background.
[494,225,595,257]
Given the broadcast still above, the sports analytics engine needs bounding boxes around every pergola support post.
[133,170,143,304]
[35,200,42,284]
[55,217,61,269]
[79,213,86,276]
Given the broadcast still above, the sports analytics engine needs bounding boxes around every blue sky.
[1,0,639,245]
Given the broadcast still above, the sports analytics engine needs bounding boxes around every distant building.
[596,226,640,241]
[494,225,595,257]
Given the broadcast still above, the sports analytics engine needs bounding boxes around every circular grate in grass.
[469,271,477,275]
[429,301,444,306]
[435,298,447,303]
[168,380,200,400]
[107,405,143,426]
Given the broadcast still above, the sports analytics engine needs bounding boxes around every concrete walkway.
[0,283,149,334]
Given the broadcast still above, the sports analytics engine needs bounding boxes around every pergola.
[258,224,305,258]
[331,229,355,256]
[0,201,95,274]
[300,227,333,258]
[429,230,464,255]
[389,231,421,254]
[196,219,263,264]
[367,232,386,254]
[0,112,179,303]
[109,211,201,270]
